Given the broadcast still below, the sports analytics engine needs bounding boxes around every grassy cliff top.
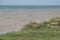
[0,17,60,40]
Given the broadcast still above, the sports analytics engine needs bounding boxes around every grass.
[0,17,60,40]
[0,28,60,40]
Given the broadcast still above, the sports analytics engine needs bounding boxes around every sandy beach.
[0,9,60,34]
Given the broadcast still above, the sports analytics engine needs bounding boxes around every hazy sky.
[0,0,60,5]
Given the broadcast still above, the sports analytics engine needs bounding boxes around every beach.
[0,5,60,34]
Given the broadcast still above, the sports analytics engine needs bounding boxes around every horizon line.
[0,4,60,5]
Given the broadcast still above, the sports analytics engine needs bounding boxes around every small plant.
[24,21,41,29]
[58,22,60,26]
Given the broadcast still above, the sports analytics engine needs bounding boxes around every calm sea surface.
[0,5,60,34]
[0,5,60,10]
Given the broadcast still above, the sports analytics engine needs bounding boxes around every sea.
[0,5,60,11]
[0,5,60,34]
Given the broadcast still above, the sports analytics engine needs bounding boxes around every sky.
[0,0,60,5]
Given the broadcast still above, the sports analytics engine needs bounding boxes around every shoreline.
[0,9,60,34]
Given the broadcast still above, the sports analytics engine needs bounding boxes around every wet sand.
[0,9,60,34]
